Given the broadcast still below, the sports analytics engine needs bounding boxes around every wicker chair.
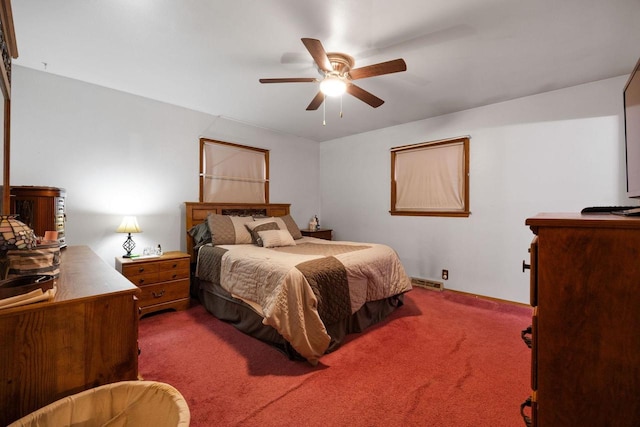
[9,381,190,427]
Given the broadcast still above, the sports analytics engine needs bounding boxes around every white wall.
[10,66,320,266]
[320,76,633,303]
[10,65,632,303]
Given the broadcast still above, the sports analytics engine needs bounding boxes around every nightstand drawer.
[157,258,190,272]
[301,228,333,240]
[138,279,190,308]
[158,268,189,282]
[126,271,159,286]
[121,262,159,277]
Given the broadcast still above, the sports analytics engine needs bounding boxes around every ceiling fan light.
[320,76,347,97]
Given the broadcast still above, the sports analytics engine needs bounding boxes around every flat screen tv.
[624,56,640,199]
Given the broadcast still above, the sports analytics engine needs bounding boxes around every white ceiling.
[11,0,640,142]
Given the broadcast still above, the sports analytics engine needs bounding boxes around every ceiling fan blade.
[259,78,317,84]
[306,91,325,110]
[301,38,333,73]
[349,59,407,80]
[346,84,384,108]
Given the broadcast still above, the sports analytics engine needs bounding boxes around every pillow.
[249,216,286,232]
[206,214,254,245]
[280,214,303,240]
[188,222,212,249]
[250,217,281,228]
[245,220,280,246]
[250,215,303,240]
[258,229,296,248]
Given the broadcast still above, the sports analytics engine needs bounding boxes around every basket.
[7,242,61,278]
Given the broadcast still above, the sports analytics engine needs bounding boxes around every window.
[390,136,470,217]
[199,138,269,203]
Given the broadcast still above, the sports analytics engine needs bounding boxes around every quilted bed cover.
[197,237,412,365]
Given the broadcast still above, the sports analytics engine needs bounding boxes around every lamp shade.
[0,215,37,280]
[0,215,37,251]
[320,76,347,97]
[116,216,142,234]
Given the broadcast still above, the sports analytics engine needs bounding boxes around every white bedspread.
[209,237,411,365]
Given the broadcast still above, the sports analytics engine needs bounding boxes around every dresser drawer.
[138,279,190,308]
[529,236,538,307]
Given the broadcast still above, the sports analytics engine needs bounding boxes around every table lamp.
[0,215,37,279]
[116,216,141,258]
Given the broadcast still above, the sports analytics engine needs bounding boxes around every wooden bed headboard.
[185,202,291,262]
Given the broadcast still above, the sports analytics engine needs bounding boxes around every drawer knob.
[521,325,532,349]
[152,289,165,298]
[522,260,531,272]
[520,396,532,427]
[138,267,145,273]
[172,263,178,268]
[138,279,145,285]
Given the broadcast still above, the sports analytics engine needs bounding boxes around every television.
[624,56,640,199]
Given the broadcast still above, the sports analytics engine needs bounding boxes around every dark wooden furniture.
[0,0,19,214]
[10,186,67,247]
[0,246,140,426]
[185,202,290,262]
[301,228,333,240]
[116,251,190,317]
[525,213,640,426]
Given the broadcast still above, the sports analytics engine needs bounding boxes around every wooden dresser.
[525,213,640,426]
[116,251,190,317]
[0,246,140,426]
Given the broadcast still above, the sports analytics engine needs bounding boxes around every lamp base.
[122,233,136,258]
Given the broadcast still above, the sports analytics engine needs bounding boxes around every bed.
[185,202,412,365]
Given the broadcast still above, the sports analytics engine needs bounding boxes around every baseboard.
[411,277,444,291]
[444,288,530,308]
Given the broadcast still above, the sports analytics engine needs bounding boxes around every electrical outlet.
[442,269,449,280]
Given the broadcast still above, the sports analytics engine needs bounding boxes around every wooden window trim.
[199,138,269,203]
[390,136,470,217]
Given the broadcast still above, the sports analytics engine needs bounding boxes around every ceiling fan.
[259,38,407,111]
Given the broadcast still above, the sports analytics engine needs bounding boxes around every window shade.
[391,136,469,217]
[201,140,267,203]
[394,142,464,211]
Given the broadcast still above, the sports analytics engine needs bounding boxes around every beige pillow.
[258,229,296,248]
[207,214,254,245]
[252,216,303,240]
[280,214,303,240]
[245,221,280,246]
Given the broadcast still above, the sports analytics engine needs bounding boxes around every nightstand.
[301,228,333,240]
[115,251,190,317]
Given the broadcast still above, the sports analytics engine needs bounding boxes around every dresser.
[10,186,66,247]
[116,251,190,317]
[524,213,640,426]
[0,246,140,426]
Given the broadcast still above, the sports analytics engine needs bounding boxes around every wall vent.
[411,277,444,291]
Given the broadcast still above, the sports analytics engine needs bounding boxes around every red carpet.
[138,288,532,426]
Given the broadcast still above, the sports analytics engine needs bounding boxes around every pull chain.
[323,94,326,126]
[322,94,345,125]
